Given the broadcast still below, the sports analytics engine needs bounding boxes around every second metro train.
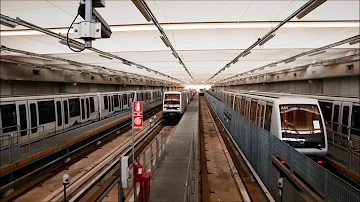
[0,89,162,147]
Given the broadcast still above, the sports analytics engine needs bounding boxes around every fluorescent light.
[242,51,251,57]
[296,0,327,19]
[160,35,170,47]
[269,63,277,67]
[50,67,62,71]
[68,61,82,67]
[131,0,152,22]
[99,54,113,60]
[0,19,17,28]
[123,61,131,66]
[259,33,275,46]
[349,39,360,45]
[308,50,326,57]
[31,55,53,61]
[284,58,296,64]
[172,52,178,58]
[2,22,359,36]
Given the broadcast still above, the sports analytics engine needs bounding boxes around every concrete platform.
[149,95,199,202]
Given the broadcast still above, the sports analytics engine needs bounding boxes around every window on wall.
[30,104,38,133]
[0,104,17,133]
[265,105,272,131]
[38,101,56,125]
[114,95,119,107]
[69,98,80,118]
[104,96,108,110]
[89,97,95,113]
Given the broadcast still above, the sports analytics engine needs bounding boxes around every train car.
[162,91,188,125]
[199,88,205,96]
[242,90,360,152]
[221,90,328,163]
[0,89,162,147]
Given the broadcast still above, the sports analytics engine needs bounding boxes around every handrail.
[183,130,195,202]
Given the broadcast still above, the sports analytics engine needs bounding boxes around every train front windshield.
[279,104,326,148]
[164,94,180,109]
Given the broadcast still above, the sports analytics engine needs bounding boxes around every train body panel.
[0,89,162,148]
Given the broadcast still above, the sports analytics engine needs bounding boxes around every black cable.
[66,11,85,52]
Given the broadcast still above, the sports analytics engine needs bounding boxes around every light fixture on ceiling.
[99,54,113,60]
[31,55,53,61]
[68,61,82,67]
[242,51,251,57]
[59,39,84,50]
[172,52,178,58]
[308,50,326,57]
[349,39,360,45]
[160,35,170,47]
[284,58,296,64]
[296,0,327,19]
[123,60,131,66]
[50,67,62,71]
[259,33,276,46]
[232,57,239,64]
[269,63,277,67]
[131,0,152,22]
[179,60,184,65]
[0,19,17,28]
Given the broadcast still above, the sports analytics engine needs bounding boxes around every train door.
[54,98,64,132]
[331,101,341,145]
[340,102,352,147]
[80,97,88,123]
[62,99,70,129]
[15,101,29,142]
[27,100,39,139]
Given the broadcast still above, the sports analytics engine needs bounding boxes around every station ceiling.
[1,1,359,85]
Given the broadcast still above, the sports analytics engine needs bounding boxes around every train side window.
[250,101,257,123]
[240,99,245,116]
[19,105,27,136]
[38,101,56,125]
[86,98,90,118]
[319,101,332,125]
[114,95,119,107]
[56,101,62,126]
[124,94,128,105]
[63,101,69,124]
[0,104,17,133]
[341,106,350,136]
[30,104,38,133]
[89,97,95,113]
[103,96,108,110]
[351,105,360,136]
[265,105,272,131]
[333,105,340,131]
[81,99,85,119]
[69,98,80,118]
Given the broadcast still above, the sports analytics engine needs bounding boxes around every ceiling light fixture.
[349,39,360,45]
[123,61,131,66]
[99,54,113,60]
[59,39,84,50]
[242,51,251,57]
[259,33,276,46]
[68,61,82,67]
[269,63,277,67]
[131,0,152,22]
[31,55,53,61]
[160,35,170,47]
[172,52,178,58]
[0,19,17,28]
[296,0,327,19]
[308,50,326,57]
[284,58,296,64]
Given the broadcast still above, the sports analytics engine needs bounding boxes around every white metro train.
[0,89,162,147]
[221,90,328,162]
[162,90,189,124]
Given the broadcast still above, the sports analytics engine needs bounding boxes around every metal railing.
[205,92,360,202]
[184,130,195,202]
[1,126,45,167]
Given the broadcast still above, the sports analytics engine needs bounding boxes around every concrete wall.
[220,76,359,97]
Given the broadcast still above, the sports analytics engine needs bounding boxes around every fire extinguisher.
[134,163,143,182]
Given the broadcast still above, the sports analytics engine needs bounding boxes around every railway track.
[199,96,272,202]
[0,104,161,202]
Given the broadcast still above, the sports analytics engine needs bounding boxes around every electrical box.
[72,21,101,40]
[121,156,129,188]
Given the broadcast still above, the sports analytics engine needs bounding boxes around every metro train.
[242,90,360,151]
[220,90,328,162]
[0,89,162,147]
[162,90,188,125]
